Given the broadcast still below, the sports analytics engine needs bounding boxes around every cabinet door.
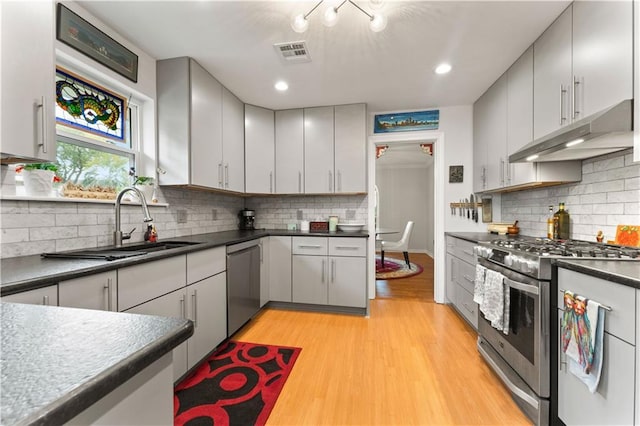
[59,271,117,311]
[572,0,632,120]
[473,90,489,193]
[2,285,57,306]
[292,255,327,305]
[506,46,537,187]
[334,104,366,193]
[329,256,365,308]
[190,59,223,188]
[245,104,275,194]
[187,273,227,369]
[125,288,188,380]
[259,237,270,307]
[558,316,635,425]
[304,106,334,193]
[222,87,245,192]
[0,1,55,162]
[484,74,508,191]
[533,5,572,139]
[275,109,304,194]
[445,254,456,304]
[269,236,292,302]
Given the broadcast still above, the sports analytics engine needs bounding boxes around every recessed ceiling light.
[274,81,289,91]
[434,63,452,74]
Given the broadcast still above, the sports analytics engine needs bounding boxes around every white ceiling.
[78,0,570,113]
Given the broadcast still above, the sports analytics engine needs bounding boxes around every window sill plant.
[16,163,61,196]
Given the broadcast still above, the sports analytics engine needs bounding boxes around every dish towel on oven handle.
[561,290,604,393]
[478,269,510,335]
[473,264,486,305]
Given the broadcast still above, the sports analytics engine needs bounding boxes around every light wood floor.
[234,252,532,425]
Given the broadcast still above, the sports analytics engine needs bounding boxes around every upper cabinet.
[334,104,366,193]
[534,1,632,138]
[245,104,275,194]
[304,106,335,193]
[157,57,244,191]
[1,1,56,163]
[275,109,304,194]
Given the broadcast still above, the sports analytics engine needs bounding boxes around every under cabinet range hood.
[509,99,633,163]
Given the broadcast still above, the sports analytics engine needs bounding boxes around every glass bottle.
[554,202,570,240]
[546,205,555,239]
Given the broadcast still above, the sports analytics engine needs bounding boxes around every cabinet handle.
[335,246,358,250]
[42,295,49,306]
[270,171,273,193]
[463,275,474,283]
[331,259,335,283]
[37,96,48,154]
[224,164,229,188]
[462,302,475,314]
[462,250,474,256]
[105,278,113,311]
[500,158,505,185]
[559,85,568,125]
[337,171,342,192]
[180,295,185,319]
[328,170,332,192]
[192,290,198,327]
[218,164,223,187]
[298,171,302,193]
[572,76,580,119]
[299,244,322,249]
[321,259,326,283]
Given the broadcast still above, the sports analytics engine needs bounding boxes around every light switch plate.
[297,210,303,220]
[177,209,188,223]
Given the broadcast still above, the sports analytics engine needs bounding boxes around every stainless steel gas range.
[473,237,639,425]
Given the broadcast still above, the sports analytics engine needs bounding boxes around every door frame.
[367,130,445,303]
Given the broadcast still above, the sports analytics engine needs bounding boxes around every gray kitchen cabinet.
[275,109,304,194]
[59,271,117,311]
[0,1,56,163]
[557,267,636,425]
[269,236,292,302]
[445,236,478,330]
[533,5,572,140]
[328,256,366,308]
[484,73,507,191]
[159,57,247,191]
[221,87,245,192]
[125,287,189,381]
[245,104,275,194]
[186,273,227,370]
[334,104,367,193]
[304,106,335,193]
[1,285,57,306]
[292,254,326,305]
[259,237,271,307]
[473,84,490,193]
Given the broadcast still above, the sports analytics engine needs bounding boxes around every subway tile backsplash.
[0,187,368,259]
[501,149,639,242]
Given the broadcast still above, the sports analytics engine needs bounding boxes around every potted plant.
[16,163,61,196]
[133,175,155,202]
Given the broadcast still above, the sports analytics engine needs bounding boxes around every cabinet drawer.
[557,268,635,344]
[456,260,477,294]
[446,236,456,255]
[457,287,478,329]
[2,285,58,306]
[452,238,476,265]
[292,237,328,255]
[118,255,187,312]
[187,246,225,284]
[328,238,366,257]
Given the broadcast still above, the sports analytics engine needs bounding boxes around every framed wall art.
[449,165,463,183]
[56,4,139,83]
[374,110,439,134]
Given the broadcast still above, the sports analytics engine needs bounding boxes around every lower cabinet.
[186,273,227,370]
[445,236,479,330]
[292,255,326,305]
[269,236,292,302]
[2,284,58,306]
[327,256,366,308]
[59,271,117,311]
[259,237,270,307]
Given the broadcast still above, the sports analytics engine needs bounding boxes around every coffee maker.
[238,208,256,230]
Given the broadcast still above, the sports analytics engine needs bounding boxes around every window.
[54,67,138,193]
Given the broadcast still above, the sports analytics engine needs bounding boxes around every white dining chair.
[380,221,414,268]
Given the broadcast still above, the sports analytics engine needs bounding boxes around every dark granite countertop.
[1,229,369,296]
[554,259,640,289]
[445,231,522,244]
[0,302,193,426]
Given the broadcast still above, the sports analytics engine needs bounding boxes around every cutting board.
[615,225,640,247]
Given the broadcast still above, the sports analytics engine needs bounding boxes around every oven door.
[477,258,550,398]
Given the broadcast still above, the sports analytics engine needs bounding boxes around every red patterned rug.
[174,341,301,426]
[376,256,423,280]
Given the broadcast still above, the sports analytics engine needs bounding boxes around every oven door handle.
[504,278,539,296]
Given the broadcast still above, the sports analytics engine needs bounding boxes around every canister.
[329,216,339,232]
[300,220,310,231]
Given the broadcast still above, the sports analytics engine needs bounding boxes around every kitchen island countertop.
[554,258,640,289]
[0,302,193,426]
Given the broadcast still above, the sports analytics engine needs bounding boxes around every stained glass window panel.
[55,68,128,147]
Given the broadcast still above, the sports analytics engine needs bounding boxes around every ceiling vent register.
[273,41,311,63]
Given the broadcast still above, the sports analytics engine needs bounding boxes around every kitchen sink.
[41,241,202,261]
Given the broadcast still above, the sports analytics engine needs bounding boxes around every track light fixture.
[291,0,387,33]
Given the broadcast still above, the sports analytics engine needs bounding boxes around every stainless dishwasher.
[226,240,261,336]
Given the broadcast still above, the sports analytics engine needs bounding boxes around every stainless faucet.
[114,187,153,246]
